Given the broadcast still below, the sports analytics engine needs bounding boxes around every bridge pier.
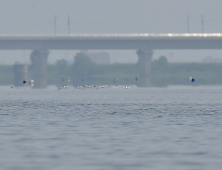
[137,49,153,87]
[30,50,49,88]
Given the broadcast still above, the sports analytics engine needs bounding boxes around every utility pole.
[54,15,57,36]
[67,15,70,36]
[201,15,204,33]
[187,15,190,33]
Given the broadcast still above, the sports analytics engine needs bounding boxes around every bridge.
[2,33,222,87]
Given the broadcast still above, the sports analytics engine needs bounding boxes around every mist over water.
[1,0,222,64]
[0,86,222,169]
[0,0,222,169]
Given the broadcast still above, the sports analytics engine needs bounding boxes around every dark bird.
[23,80,26,84]
[189,77,195,83]
[96,85,105,90]
[58,85,69,91]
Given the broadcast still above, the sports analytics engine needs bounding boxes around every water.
[0,86,222,170]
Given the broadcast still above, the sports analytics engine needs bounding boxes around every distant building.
[82,51,111,64]
[202,56,222,63]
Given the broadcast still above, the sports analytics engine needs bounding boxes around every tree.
[71,52,95,85]
[157,56,168,66]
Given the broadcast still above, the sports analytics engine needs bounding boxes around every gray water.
[0,86,222,170]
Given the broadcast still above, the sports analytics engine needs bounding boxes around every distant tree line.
[47,52,138,87]
[2,52,222,87]
[151,56,222,86]
[0,65,13,85]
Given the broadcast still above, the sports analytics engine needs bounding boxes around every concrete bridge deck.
[0,33,222,50]
[5,33,222,87]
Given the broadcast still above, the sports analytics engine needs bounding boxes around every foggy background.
[1,0,222,64]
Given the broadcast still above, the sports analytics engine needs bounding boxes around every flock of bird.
[58,77,136,91]
[58,85,135,91]
[58,76,195,91]
[11,76,195,89]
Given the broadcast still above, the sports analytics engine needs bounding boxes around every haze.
[0,0,222,64]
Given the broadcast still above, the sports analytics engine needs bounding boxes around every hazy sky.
[1,0,222,34]
[0,0,222,64]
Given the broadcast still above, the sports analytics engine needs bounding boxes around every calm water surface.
[0,86,222,170]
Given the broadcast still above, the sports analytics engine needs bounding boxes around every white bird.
[73,86,85,91]
[58,85,69,91]
[96,85,105,90]
[124,86,134,89]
